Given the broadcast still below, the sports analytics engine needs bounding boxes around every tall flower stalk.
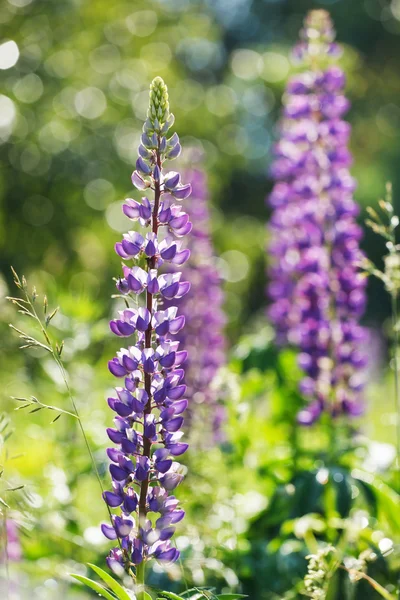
[164,169,226,440]
[364,183,400,485]
[267,10,367,426]
[104,77,192,593]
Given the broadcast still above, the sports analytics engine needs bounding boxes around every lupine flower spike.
[267,10,368,425]
[164,169,226,440]
[104,77,192,589]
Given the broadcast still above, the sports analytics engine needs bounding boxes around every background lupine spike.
[163,169,226,441]
[303,9,334,39]
[294,8,340,63]
[147,76,170,128]
[267,10,367,425]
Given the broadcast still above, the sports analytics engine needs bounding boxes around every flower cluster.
[304,545,336,599]
[267,10,368,425]
[103,77,192,575]
[163,169,226,439]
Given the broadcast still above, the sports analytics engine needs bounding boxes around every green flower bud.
[147,77,170,129]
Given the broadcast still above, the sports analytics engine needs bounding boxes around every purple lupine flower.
[163,169,226,439]
[267,10,368,425]
[0,520,22,563]
[104,77,191,577]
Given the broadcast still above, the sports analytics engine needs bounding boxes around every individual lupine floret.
[267,10,368,425]
[103,77,192,586]
[163,169,226,438]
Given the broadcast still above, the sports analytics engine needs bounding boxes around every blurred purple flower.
[267,10,368,425]
[163,169,226,439]
[104,77,191,574]
[0,520,22,563]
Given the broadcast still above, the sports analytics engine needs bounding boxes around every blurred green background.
[2,0,400,598]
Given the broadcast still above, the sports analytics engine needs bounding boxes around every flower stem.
[14,285,124,556]
[340,567,396,600]
[136,561,146,599]
[137,146,161,585]
[391,289,400,490]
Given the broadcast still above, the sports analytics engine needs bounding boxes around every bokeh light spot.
[8,0,33,6]
[379,537,394,555]
[114,120,140,163]
[173,79,204,112]
[38,120,79,154]
[116,59,148,92]
[0,40,19,69]
[206,85,237,117]
[0,95,16,128]
[45,50,77,78]
[132,90,151,121]
[242,84,275,116]
[392,0,400,20]
[104,19,132,46]
[84,179,115,211]
[216,124,248,155]
[141,42,171,70]
[75,87,107,119]
[219,250,250,282]
[262,51,290,82]
[177,38,225,71]
[89,44,120,74]
[157,0,190,12]
[126,10,158,36]
[231,49,263,80]
[106,201,131,232]
[13,73,44,104]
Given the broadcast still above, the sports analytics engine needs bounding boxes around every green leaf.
[180,588,216,599]
[0,496,10,508]
[353,472,400,534]
[190,590,215,600]
[157,593,184,600]
[71,574,118,600]
[88,563,133,600]
[143,593,153,600]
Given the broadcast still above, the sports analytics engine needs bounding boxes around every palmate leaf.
[88,563,133,600]
[71,574,118,600]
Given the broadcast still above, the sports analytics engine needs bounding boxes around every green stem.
[327,412,336,463]
[340,567,395,600]
[290,401,299,475]
[304,530,319,555]
[54,357,105,493]
[137,143,162,592]
[28,296,107,497]
[20,290,125,558]
[391,290,400,490]
[136,561,145,599]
